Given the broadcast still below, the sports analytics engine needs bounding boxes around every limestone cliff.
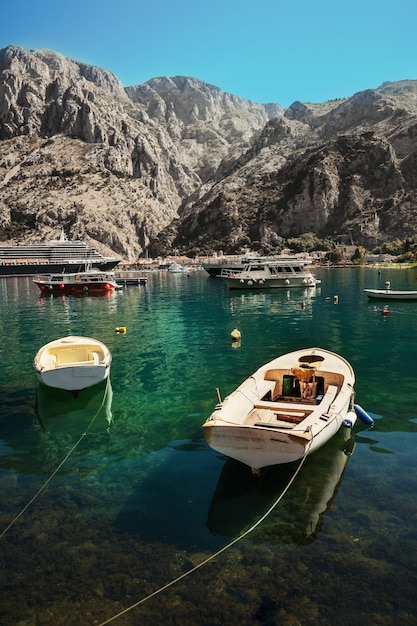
[0,45,416,259]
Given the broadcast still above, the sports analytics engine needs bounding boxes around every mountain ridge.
[0,45,416,259]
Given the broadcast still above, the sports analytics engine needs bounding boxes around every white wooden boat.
[33,336,112,393]
[364,288,417,300]
[203,347,356,474]
[220,258,320,290]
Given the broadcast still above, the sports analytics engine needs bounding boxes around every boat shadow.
[207,428,355,545]
[35,378,113,436]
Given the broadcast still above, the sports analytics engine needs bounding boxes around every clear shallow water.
[1,268,417,624]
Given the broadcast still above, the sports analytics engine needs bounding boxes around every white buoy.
[231,328,241,341]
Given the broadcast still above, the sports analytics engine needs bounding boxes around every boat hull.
[204,411,347,468]
[35,282,117,294]
[223,276,318,289]
[35,364,110,391]
[364,289,417,300]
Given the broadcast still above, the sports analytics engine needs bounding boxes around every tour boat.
[219,258,320,289]
[33,269,121,294]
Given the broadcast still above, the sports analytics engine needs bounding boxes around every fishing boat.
[0,231,120,277]
[33,336,112,393]
[33,269,121,294]
[202,347,357,474]
[364,288,417,300]
[219,258,320,290]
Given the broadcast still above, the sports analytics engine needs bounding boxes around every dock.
[114,273,148,286]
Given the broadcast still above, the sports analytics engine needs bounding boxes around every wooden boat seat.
[251,384,339,426]
[88,352,100,365]
[53,348,99,367]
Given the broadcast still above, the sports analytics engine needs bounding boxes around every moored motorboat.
[220,258,320,290]
[202,347,357,474]
[33,269,121,294]
[203,255,280,277]
[33,336,112,393]
[364,288,417,300]
[168,262,189,274]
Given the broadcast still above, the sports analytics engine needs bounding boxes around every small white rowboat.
[203,347,357,474]
[364,288,417,300]
[33,336,111,393]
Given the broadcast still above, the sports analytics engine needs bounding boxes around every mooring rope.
[0,378,111,539]
[97,430,313,626]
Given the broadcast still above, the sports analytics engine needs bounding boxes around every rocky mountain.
[0,44,416,259]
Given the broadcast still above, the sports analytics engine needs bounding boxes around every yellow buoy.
[115,326,127,334]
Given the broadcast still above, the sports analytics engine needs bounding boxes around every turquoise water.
[1,267,417,625]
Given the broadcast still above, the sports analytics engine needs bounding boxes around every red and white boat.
[33,269,121,294]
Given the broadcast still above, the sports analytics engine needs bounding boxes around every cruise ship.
[0,232,121,276]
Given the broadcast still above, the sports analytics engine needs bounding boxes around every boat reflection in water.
[35,378,113,436]
[207,428,355,545]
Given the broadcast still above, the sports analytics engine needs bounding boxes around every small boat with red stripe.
[33,269,121,294]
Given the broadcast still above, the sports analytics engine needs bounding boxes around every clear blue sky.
[1,0,416,107]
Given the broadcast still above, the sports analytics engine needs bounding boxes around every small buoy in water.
[231,328,241,341]
[115,326,127,334]
[301,301,306,309]
[381,308,390,316]
[334,295,339,304]
[385,281,390,289]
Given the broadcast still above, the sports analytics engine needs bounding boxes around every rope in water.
[97,430,313,626]
[0,378,111,539]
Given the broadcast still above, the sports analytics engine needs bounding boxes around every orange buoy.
[381,309,390,316]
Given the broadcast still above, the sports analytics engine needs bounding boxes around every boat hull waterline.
[33,336,112,393]
[203,347,356,473]
[364,288,417,300]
